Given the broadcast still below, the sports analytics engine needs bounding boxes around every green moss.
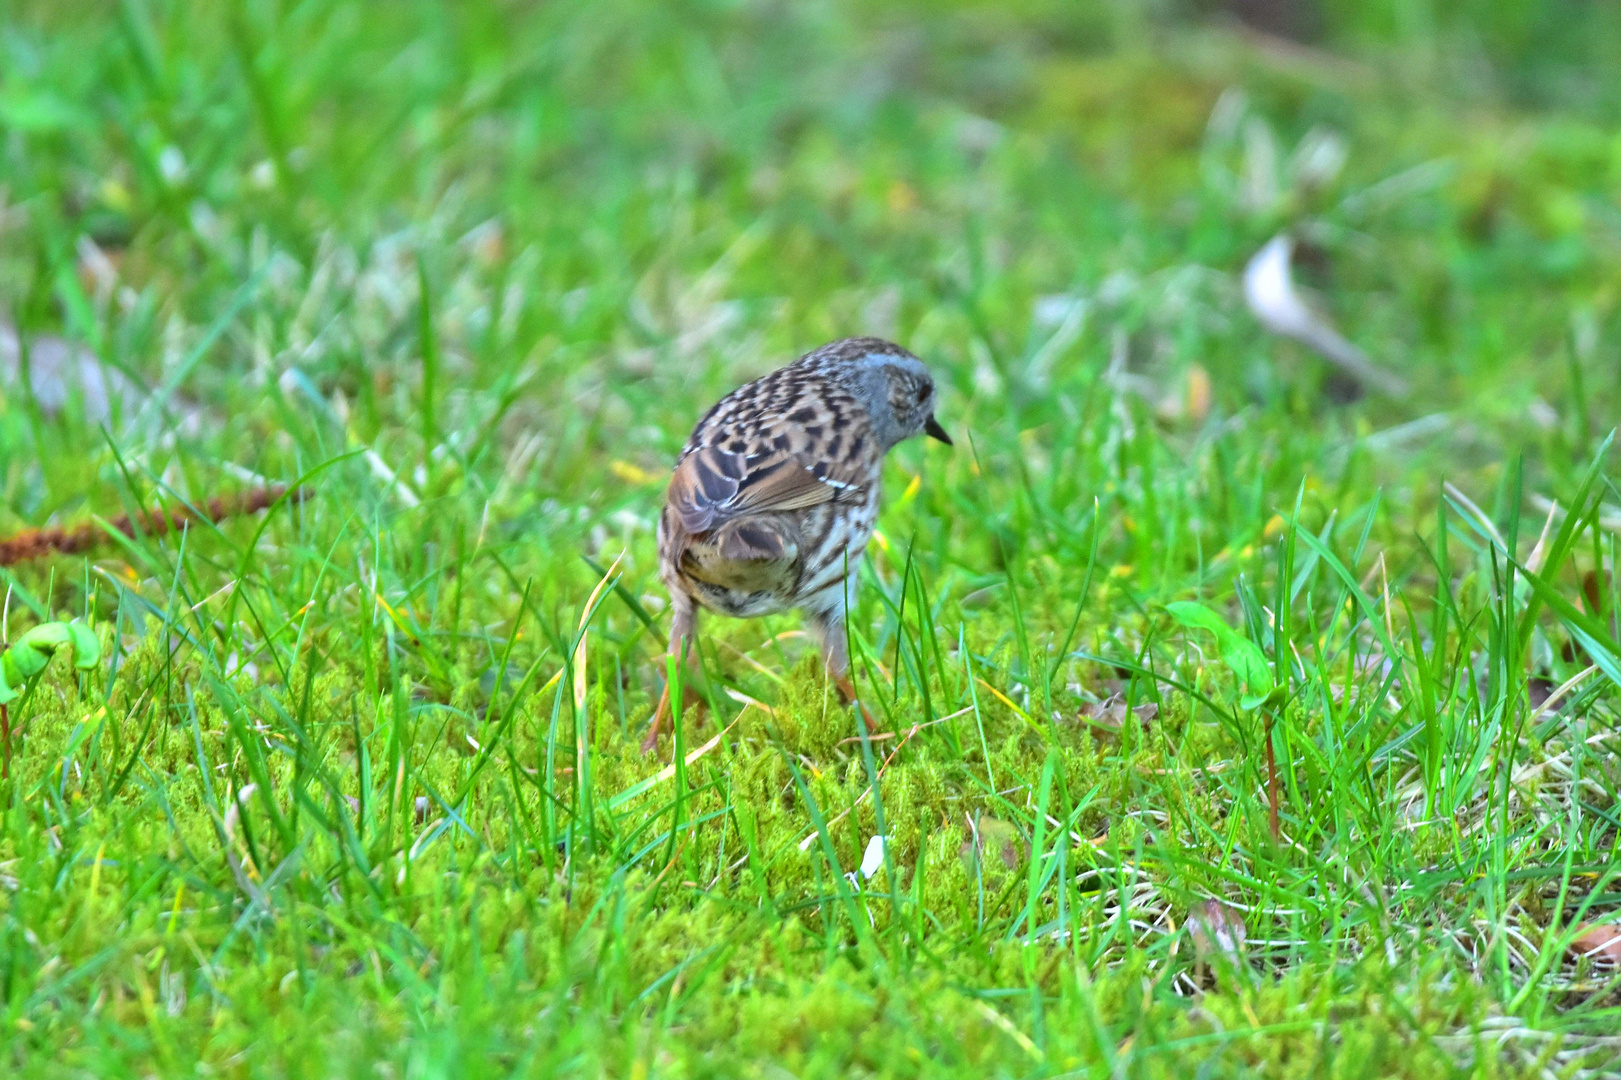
[770,653,862,759]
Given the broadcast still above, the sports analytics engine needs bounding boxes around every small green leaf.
[20,623,72,651]
[67,622,101,669]
[1166,600,1275,709]
[5,642,48,681]
[1165,601,1228,638]
[0,620,104,703]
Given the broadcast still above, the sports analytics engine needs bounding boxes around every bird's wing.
[666,446,859,537]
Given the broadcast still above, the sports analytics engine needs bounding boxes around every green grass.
[2,1,1621,1076]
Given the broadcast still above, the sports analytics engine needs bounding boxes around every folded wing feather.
[668,447,851,536]
[666,446,862,593]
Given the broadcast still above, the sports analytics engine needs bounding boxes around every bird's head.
[809,337,953,451]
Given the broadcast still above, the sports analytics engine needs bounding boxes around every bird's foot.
[832,672,880,734]
[641,680,707,754]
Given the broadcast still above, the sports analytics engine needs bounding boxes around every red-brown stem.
[0,484,302,567]
[1265,713,1279,840]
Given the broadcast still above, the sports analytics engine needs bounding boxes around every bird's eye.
[915,386,930,403]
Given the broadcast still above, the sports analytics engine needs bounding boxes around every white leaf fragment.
[1243,234,1408,397]
[1188,899,1248,964]
[860,834,889,879]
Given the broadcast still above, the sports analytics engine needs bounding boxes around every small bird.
[645,336,952,752]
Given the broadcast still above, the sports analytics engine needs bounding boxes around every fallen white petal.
[860,834,888,879]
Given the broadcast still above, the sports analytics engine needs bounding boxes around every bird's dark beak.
[924,415,953,445]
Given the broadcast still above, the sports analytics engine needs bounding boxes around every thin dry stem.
[0,484,299,566]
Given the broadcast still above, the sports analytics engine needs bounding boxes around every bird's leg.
[812,609,879,734]
[643,591,703,754]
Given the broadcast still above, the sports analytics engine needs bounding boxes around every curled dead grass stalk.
[0,484,299,566]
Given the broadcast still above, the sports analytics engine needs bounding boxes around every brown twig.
[0,484,299,567]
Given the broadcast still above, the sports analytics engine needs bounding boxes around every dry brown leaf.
[960,815,1024,874]
[1185,363,1212,423]
[1581,570,1616,626]
[1569,922,1621,965]
[1074,696,1158,736]
[1188,899,1248,963]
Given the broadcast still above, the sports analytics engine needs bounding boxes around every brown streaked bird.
[644,336,952,752]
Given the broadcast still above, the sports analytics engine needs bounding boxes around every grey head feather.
[806,337,943,451]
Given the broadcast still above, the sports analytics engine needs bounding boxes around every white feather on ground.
[1243,234,1408,397]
